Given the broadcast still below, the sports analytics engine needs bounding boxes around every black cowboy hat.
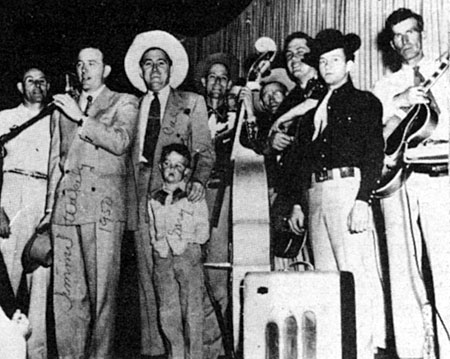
[304,29,361,68]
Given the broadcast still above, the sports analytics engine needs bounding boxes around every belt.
[311,166,358,184]
[412,164,448,177]
[4,168,48,180]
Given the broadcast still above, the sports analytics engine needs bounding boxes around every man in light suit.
[41,47,139,358]
[125,30,214,358]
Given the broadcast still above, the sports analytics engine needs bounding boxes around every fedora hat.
[125,30,189,93]
[22,224,52,274]
[195,52,239,91]
[305,29,361,68]
[260,68,296,92]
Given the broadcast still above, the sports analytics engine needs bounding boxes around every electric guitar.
[374,56,449,198]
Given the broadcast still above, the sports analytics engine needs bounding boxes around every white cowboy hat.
[125,30,189,93]
[261,68,296,92]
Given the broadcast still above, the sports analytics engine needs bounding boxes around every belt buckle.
[315,171,329,182]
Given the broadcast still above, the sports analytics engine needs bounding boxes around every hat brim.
[313,30,361,60]
[261,68,296,92]
[22,224,52,274]
[125,30,189,93]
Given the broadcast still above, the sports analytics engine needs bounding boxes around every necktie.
[84,95,93,116]
[413,66,440,115]
[143,92,161,165]
[312,89,333,141]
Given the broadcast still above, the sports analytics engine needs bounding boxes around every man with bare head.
[0,66,51,359]
[42,46,139,358]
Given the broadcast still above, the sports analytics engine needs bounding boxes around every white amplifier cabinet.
[243,271,355,359]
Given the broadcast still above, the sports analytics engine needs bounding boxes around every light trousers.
[381,172,450,358]
[52,222,123,359]
[307,176,385,359]
[0,173,50,359]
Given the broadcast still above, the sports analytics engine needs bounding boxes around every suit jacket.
[46,86,139,230]
[130,88,214,229]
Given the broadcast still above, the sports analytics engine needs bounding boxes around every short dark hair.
[160,143,191,168]
[385,8,424,40]
[283,32,313,55]
[18,66,48,83]
[140,47,173,67]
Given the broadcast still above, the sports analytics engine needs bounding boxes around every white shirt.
[0,104,50,173]
[78,84,105,112]
[138,85,171,162]
[373,57,450,142]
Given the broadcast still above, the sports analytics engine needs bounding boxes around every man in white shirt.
[373,8,450,358]
[0,67,51,359]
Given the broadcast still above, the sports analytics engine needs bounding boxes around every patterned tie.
[413,66,440,115]
[312,89,333,141]
[84,95,93,116]
[143,92,161,165]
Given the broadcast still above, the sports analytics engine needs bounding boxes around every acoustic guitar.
[374,57,449,198]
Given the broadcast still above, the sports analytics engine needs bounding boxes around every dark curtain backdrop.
[0,0,252,109]
[0,0,448,109]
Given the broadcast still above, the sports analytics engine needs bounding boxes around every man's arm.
[348,94,384,233]
[79,94,139,156]
[41,111,63,227]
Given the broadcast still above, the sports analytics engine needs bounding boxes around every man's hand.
[12,310,32,339]
[53,94,84,123]
[187,181,205,202]
[37,212,52,232]
[270,132,293,151]
[270,98,318,135]
[347,200,369,234]
[395,86,429,108]
[288,204,305,235]
[0,207,10,238]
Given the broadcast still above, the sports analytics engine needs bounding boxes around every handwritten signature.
[62,165,94,225]
[54,233,74,311]
[99,196,114,232]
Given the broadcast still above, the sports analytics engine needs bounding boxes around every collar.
[18,103,42,117]
[400,56,434,72]
[81,84,105,104]
[152,184,188,205]
[207,102,228,122]
[327,78,354,97]
[147,84,171,102]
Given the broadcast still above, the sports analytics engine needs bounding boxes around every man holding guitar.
[373,8,450,359]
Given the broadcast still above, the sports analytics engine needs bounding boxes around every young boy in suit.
[149,143,209,359]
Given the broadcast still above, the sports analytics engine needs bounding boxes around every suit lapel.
[162,89,184,128]
[65,86,112,152]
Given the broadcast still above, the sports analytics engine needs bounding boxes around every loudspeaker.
[243,271,355,359]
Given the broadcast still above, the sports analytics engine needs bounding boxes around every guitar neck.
[422,57,449,92]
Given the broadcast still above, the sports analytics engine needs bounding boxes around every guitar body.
[374,104,438,198]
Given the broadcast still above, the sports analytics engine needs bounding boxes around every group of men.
[0,6,448,359]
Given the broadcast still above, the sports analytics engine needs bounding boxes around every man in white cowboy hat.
[41,46,139,358]
[125,30,214,359]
